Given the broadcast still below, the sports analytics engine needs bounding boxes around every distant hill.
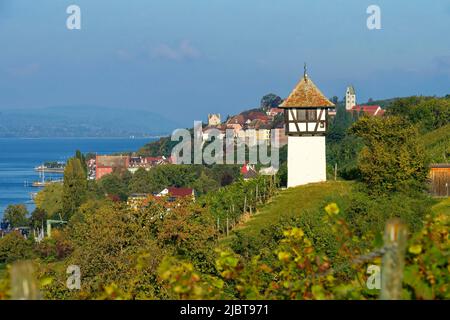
[0,106,180,138]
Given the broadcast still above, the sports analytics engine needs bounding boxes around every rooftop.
[279,70,334,109]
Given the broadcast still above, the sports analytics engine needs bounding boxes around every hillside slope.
[422,124,450,163]
[222,181,353,254]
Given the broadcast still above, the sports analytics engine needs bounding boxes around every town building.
[128,156,170,173]
[266,107,284,118]
[345,85,357,110]
[95,155,130,180]
[208,114,222,126]
[241,163,258,180]
[349,105,385,117]
[156,187,196,202]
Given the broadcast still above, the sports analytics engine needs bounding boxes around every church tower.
[345,85,356,110]
[279,66,335,188]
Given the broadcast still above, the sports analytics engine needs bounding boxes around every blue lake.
[0,138,154,218]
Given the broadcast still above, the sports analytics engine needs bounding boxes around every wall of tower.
[287,136,326,187]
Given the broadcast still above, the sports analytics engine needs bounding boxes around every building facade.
[208,114,221,126]
[345,85,356,110]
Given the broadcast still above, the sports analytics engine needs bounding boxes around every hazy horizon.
[1,0,449,128]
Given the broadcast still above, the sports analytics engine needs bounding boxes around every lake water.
[0,138,154,218]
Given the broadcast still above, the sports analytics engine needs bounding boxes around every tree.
[29,207,47,230]
[34,183,63,218]
[260,94,282,110]
[99,172,129,201]
[75,150,87,175]
[3,204,28,228]
[128,168,153,194]
[350,116,429,194]
[0,232,34,263]
[191,172,219,195]
[62,158,87,220]
[388,96,450,132]
[63,202,165,298]
[331,96,339,105]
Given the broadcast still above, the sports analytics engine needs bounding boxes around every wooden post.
[380,219,408,300]
[334,163,337,181]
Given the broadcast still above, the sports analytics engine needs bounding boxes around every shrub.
[0,232,34,264]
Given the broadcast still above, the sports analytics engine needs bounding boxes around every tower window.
[297,110,307,121]
[307,110,317,121]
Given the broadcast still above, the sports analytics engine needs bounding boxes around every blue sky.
[0,0,449,126]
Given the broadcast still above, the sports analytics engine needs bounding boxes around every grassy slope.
[422,124,450,163]
[431,197,450,215]
[222,181,353,246]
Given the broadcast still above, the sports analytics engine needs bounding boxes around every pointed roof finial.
[304,63,308,80]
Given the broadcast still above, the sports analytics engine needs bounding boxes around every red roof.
[167,187,193,197]
[246,111,270,122]
[269,107,283,114]
[351,105,384,117]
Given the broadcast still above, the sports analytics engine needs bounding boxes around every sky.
[0,0,449,127]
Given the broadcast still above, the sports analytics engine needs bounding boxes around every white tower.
[345,85,356,110]
[279,65,335,188]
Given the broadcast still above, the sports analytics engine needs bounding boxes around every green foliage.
[388,96,450,132]
[0,264,9,300]
[345,190,433,236]
[420,123,450,163]
[2,205,29,228]
[29,208,47,230]
[326,104,363,179]
[160,199,449,300]
[138,137,179,157]
[42,202,164,298]
[35,183,63,218]
[227,182,352,258]
[201,176,277,236]
[62,158,87,220]
[98,172,129,201]
[35,230,72,262]
[191,171,220,195]
[402,201,449,299]
[351,116,429,194]
[260,93,282,110]
[75,150,87,175]
[0,232,34,264]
